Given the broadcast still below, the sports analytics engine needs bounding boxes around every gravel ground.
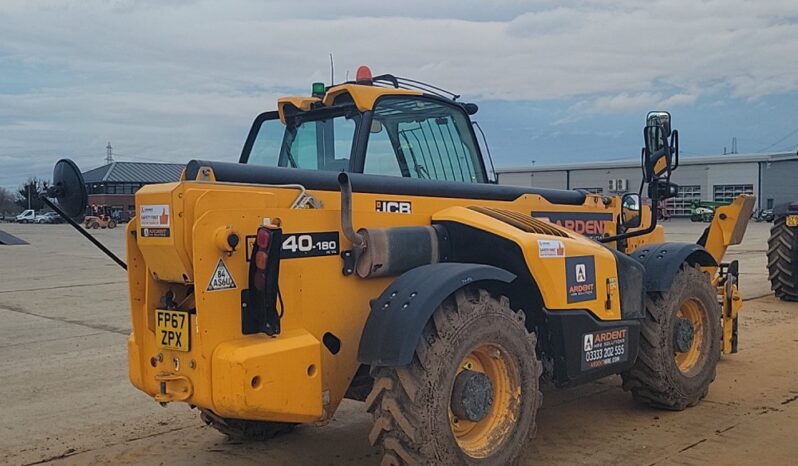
[0,219,795,465]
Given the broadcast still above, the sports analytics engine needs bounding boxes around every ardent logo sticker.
[576,264,587,283]
[566,256,596,303]
[531,212,613,239]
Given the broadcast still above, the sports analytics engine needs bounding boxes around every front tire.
[366,288,542,465]
[622,264,720,410]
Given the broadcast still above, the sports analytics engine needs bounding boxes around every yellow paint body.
[125,83,750,423]
[126,176,656,422]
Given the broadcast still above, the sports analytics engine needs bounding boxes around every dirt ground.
[0,219,796,465]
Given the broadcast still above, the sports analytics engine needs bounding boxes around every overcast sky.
[2,0,798,188]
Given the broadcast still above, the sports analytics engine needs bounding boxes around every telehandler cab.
[46,66,754,465]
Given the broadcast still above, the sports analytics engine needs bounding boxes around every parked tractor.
[767,202,798,301]
[690,200,729,223]
[84,205,117,229]
[45,68,754,465]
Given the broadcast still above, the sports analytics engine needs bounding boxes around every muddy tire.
[200,409,295,441]
[622,265,720,410]
[767,216,798,301]
[366,288,542,465]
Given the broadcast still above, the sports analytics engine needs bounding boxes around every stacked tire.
[767,202,798,301]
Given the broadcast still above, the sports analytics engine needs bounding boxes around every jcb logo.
[376,200,412,214]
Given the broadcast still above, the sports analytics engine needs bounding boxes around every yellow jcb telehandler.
[45,66,754,465]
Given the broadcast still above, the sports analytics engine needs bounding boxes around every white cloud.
[1,0,797,186]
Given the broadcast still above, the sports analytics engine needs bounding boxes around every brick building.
[82,161,185,212]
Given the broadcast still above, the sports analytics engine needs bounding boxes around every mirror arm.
[40,196,128,270]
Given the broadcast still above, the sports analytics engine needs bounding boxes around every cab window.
[245,106,359,171]
[364,97,485,183]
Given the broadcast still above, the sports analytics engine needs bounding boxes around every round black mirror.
[50,159,88,219]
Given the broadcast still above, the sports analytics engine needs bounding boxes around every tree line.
[0,178,49,216]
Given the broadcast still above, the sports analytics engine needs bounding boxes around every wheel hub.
[450,370,494,422]
[674,317,695,353]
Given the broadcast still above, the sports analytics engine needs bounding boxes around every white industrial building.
[497,152,798,216]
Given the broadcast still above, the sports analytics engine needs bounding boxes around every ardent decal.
[532,212,613,238]
[566,255,597,303]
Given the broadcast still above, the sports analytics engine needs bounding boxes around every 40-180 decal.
[246,231,339,260]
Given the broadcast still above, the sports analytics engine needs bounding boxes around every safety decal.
[140,204,171,237]
[207,258,236,291]
[376,200,412,214]
[581,327,629,371]
[565,255,596,303]
[538,239,565,258]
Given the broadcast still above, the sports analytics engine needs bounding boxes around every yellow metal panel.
[134,183,193,283]
[277,96,321,123]
[432,206,622,320]
[323,84,421,111]
[212,330,323,423]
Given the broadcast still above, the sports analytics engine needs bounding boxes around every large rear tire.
[366,288,542,465]
[767,216,798,301]
[200,409,295,441]
[622,265,720,410]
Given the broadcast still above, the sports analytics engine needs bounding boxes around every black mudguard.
[357,263,516,367]
[631,242,716,293]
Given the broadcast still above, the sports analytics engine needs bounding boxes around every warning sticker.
[565,256,596,303]
[581,327,629,371]
[207,259,236,291]
[140,205,170,227]
[538,239,565,258]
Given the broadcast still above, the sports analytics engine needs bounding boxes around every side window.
[247,117,284,166]
[287,116,357,171]
[244,109,358,171]
[290,123,319,169]
[363,120,403,177]
[364,97,485,183]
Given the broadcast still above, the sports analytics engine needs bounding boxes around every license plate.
[787,215,798,227]
[156,310,190,352]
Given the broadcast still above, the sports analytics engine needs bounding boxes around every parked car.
[15,209,36,223]
[111,210,132,224]
[35,212,64,224]
[753,208,775,223]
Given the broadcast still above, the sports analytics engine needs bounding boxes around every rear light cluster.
[253,227,271,290]
[243,224,283,336]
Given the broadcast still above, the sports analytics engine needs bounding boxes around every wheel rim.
[449,343,520,458]
[674,298,706,375]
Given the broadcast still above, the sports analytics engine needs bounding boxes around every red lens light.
[257,228,271,249]
[356,65,373,82]
[255,250,268,270]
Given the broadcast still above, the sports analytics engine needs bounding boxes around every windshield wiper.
[280,138,299,168]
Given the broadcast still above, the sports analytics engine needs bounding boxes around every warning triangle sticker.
[207,258,237,291]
